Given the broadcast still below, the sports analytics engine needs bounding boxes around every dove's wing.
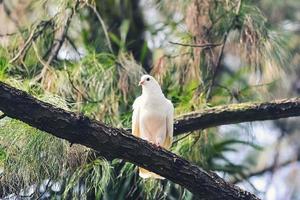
[163,99,174,149]
[132,96,142,138]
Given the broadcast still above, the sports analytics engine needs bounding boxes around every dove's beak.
[139,80,145,86]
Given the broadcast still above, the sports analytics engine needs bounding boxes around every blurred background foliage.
[0,0,299,199]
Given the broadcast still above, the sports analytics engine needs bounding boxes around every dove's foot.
[154,142,161,148]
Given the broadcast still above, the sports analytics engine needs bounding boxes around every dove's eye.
[146,78,150,81]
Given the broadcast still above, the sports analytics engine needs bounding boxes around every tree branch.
[169,41,223,48]
[66,70,102,104]
[34,1,79,84]
[206,32,228,100]
[231,157,299,184]
[85,3,114,53]
[45,2,79,66]
[174,98,300,135]
[9,20,54,64]
[0,32,17,37]
[0,82,259,199]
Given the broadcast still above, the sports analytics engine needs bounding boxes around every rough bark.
[174,98,300,135]
[0,82,259,199]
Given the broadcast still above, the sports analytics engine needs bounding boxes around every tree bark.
[0,81,259,199]
[174,98,300,135]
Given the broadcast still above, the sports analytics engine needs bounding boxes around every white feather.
[132,75,174,179]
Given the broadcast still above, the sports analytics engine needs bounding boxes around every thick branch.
[174,98,300,135]
[0,82,258,199]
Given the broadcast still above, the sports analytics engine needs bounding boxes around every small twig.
[205,0,243,101]
[169,41,223,48]
[34,1,79,84]
[172,131,196,146]
[66,36,81,57]
[231,156,299,184]
[86,3,114,53]
[245,179,262,194]
[163,52,191,59]
[66,70,102,104]
[9,26,37,64]
[45,6,77,65]
[36,179,52,200]
[66,70,86,97]
[125,177,140,199]
[206,32,229,101]
[215,84,240,102]
[9,19,55,64]
[0,32,17,37]
[32,41,48,67]
[236,0,242,15]
[264,132,284,194]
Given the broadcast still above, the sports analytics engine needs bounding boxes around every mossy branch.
[0,82,259,199]
[174,98,300,135]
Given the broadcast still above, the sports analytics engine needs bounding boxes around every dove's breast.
[140,109,165,127]
[139,100,168,141]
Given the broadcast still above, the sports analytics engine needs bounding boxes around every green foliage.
[0,54,9,80]
[0,0,294,199]
[63,159,111,199]
[0,118,68,194]
[206,139,262,173]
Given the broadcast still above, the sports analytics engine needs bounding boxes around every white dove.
[132,75,174,179]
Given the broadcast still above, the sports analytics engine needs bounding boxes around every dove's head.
[139,75,163,96]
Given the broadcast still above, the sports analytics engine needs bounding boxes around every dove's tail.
[138,167,164,179]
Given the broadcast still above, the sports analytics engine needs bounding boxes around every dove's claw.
[154,142,161,148]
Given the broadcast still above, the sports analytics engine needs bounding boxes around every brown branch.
[45,2,79,66]
[0,82,259,199]
[169,41,223,48]
[36,179,51,200]
[231,157,299,184]
[172,132,195,145]
[206,0,242,100]
[126,98,300,137]
[66,70,102,104]
[232,135,300,185]
[206,32,228,100]
[9,19,55,64]
[66,36,81,57]
[34,2,79,84]
[0,32,17,37]
[174,97,300,136]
